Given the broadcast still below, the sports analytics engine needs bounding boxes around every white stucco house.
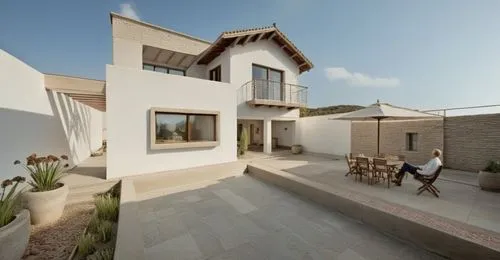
[106,13,313,178]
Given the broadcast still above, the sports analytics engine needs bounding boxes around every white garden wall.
[106,65,237,179]
[0,50,103,180]
[295,114,351,156]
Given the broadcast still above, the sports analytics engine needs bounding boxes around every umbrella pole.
[377,118,380,156]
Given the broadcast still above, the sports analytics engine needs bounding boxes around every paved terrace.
[252,153,500,234]
[126,160,444,259]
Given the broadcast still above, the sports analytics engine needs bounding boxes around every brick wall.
[444,114,500,172]
[351,119,444,165]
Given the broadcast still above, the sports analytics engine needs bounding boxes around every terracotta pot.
[22,183,69,225]
[0,210,31,260]
[291,145,303,154]
[478,171,500,192]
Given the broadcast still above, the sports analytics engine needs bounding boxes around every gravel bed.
[22,202,95,260]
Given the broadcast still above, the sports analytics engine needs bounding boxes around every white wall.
[295,114,351,156]
[0,50,103,180]
[106,65,237,178]
[207,49,231,83]
[230,41,301,120]
[272,120,295,147]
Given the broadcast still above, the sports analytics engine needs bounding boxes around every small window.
[209,66,221,82]
[143,63,185,76]
[151,108,219,150]
[406,133,418,151]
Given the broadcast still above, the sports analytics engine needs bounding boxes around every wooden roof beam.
[255,32,265,42]
[153,49,162,62]
[267,31,276,41]
[242,35,253,46]
[230,36,242,47]
[177,54,188,67]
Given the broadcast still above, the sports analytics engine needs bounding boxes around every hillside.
[300,105,364,117]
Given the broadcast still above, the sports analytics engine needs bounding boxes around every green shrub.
[484,160,500,173]
[77,233,95,257]
[14,154,69,192]
[95,194,119,222]
[238,128,249,155]
[87,248,114,260]
[0,176,26,228]
[95,220,113,243]
[88,214,101,234]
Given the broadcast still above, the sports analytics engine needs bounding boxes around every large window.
[143,64,186,76]
[252,64,283,101]
[209,66,221,82]
[150,108,219,150]
[406,133,418,151]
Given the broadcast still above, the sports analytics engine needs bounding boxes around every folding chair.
[416,166,443,197]
[345,154,357,177]
[373,158,392,188]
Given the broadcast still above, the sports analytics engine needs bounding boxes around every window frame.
[406,132,418,151]
[209,65,222,82]
[150,107,220,150]
[143,63,186,76]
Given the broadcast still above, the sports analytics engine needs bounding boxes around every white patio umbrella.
[334,100,440,155]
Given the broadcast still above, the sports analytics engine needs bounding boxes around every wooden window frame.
[150,107,220,150]
[209,65,222,82]
[143,63,186,76]
[406,133,418,151]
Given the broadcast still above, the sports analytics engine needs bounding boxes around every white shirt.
[417,157,442,176]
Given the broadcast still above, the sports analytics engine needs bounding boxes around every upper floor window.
[406,133,418,151]
[143,64,186,76]
[209,66,221,82]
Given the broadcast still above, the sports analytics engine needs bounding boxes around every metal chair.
[355,157,370,183]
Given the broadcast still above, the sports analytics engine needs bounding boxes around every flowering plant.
[0,176,26,227]
[14,153,69,192]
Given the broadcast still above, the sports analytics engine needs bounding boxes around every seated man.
[392,149,442,186]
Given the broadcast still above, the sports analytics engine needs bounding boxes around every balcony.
[242,79,308,109]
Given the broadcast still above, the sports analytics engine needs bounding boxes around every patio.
[252,153,500,234]
[132,161,443,259]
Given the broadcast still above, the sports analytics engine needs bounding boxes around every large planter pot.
[478,171,500,192]
[0,210,31,260]
[23,183,69,225]
[291,145,303,154]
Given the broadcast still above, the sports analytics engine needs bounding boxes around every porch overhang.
[44,74,106,111]
[142,45,198,70]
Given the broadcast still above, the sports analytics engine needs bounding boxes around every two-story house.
[106,13,313,178]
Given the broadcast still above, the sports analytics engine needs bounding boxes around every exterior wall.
[272,121,295,147]
[296,114,351,156]
[111,14,210,69]
[186,64,207,79]
[106,65,237,178]
[351,119,444,165]
[0,50,103,180]
[231,40,301,120]
[444,114,500,172]
[206,49,231,83]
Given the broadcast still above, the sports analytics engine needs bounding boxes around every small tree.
[239,128,249,155]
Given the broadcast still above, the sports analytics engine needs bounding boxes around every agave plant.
[0,176,26,227]
[14,153,69,192]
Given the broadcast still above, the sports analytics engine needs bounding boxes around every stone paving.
[136,171,444,259]
[253,153,500,234]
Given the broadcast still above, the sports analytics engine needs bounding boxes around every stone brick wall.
[444,114,500,172]
[351,119,444,165]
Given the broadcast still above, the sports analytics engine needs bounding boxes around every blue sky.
[1,1,499,112]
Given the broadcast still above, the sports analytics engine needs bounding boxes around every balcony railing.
[240,79,308,109]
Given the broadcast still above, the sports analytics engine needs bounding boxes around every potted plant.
[15,154,70,225]
[0,176,31,260]
[291,144,303,154]
[478,160,500,192]
[238,128,249,156]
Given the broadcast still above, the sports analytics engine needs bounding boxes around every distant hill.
[300,105,364,117]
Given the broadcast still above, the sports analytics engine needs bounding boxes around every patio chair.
[372,158,393,188]
[416,166,443,198]
[345,154,357,177]
[355,157,370,183]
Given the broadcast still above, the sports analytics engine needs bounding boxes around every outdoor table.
[353,156,404,186]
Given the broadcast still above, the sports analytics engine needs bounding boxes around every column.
[263,119,272,154]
